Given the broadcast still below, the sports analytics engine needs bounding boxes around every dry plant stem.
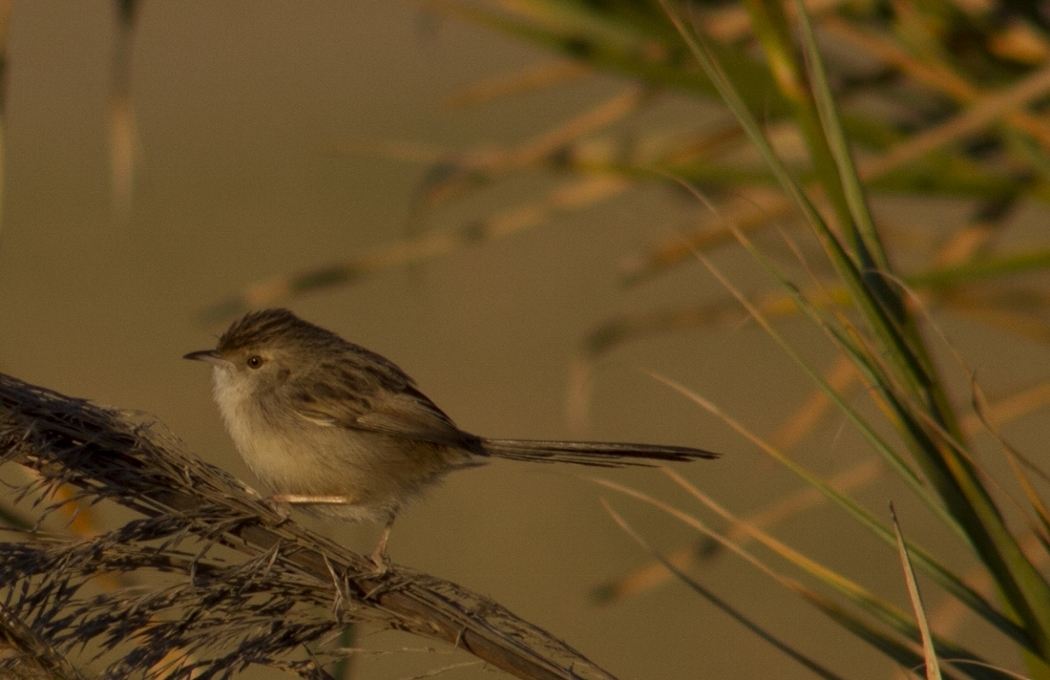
[0,599,84,680]
[700,0,847,42]
[0,373,617,680]
[204,87,644,320]
[823,16,1050,149]
[205,174,629,321]
[629,53,1050,283]
[444,61,592,109]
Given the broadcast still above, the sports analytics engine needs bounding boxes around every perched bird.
[185,308,717,564]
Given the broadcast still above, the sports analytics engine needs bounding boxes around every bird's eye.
[247,355,264,369]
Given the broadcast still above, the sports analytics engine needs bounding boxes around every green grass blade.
[657,1,1050,657]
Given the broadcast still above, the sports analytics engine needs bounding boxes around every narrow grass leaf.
[596,480,1008,679]
[600,499,848,680]
[685,242,956,533]
[653,9,1050,642]
[892,504,944,680]
[643,368,1032,651]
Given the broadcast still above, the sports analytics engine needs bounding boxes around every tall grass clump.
[571,1,1050,677]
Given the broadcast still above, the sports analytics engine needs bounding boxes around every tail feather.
[479,438,718,468]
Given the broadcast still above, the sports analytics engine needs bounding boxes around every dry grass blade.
[592,458,882,603]
[892,504,943,680]
[970,382,1050,548]
[822,16,1050,150]
[860,61,1050,182]
[202,174,629,323]
[0,0,12,238]
[444,61,592,109]
[565,288,818,432]
[598,499,847,680]
[0,373,618,680]
[107,0,139,221]
[699,0,846,42]
[596,475,1008,678]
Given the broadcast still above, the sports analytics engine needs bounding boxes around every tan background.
[0,2,1040,678]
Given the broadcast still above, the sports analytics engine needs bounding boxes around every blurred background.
[0,1,1048,678]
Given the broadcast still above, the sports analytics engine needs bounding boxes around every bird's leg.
[263,494,392,573]
[368,520,394,573]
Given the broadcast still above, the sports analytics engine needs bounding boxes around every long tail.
[478,438,718,468]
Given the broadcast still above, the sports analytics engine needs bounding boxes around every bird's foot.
[367,524,394,576]
[260,495,292,522]
[367,547,391,576]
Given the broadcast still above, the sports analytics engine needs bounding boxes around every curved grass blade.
[596,480,1010,679]
[644,372,1033,653]
[652,4,1050,642]
[893,504,944,680]
[600,499,848,680]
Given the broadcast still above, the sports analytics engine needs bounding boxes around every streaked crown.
[217,308,342,354]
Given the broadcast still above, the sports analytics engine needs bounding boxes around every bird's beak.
[183,349,227,366]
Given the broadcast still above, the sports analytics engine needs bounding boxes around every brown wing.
[293,383,477,450]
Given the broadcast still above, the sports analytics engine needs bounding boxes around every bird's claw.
[261,495,292,523]
[367,525,393,576]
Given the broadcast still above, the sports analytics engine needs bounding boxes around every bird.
[185,308,718,565]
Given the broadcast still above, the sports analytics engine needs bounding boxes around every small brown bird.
[185,309,717,564]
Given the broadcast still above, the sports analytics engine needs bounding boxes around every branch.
[0,373,618,680]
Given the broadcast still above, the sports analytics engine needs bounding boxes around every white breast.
[209,366,297,487]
